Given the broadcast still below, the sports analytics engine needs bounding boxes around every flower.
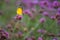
[25,37,32,40]
[52,1,59,9]
[39,1,45,8]
[23,9,31,14]
[39,18,46,23]
[39,1,49,8]
[57,8,60,13]
[23,9,33,18]
[15,31,23,38]
[25,36,35,40]
[21,0,32,9]
[22,0,32,4]
[31,0,38,5]
[0,29,9,40]
[38,37,43,40]
[50,16,56,20]
[37,29,47,34]
[56,12,60,20]
[15,15,23,20]
[52,1,58,6]
[31,36,35,40]
[31,8,36,13]
[43,11,49,16]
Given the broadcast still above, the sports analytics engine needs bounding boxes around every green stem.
[23,20,40,39]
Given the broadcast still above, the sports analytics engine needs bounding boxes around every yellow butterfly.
[17,7,23,15]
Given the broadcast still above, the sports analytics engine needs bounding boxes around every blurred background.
[0,0,60,40]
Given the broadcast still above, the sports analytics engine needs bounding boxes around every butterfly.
[17,7,23,16]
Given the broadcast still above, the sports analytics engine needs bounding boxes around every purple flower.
[22,0,32,4]
[0,29,9,40]
[47,2,52,8]
[15,15,23,20]
[17,31,23,38]
[39,0,50,1]
[52,1,59,8]
[25,37,32,40]
[56,12,60,20]
[39,1,49,8]
[38,37,43,40]
[39,1,45,8]
[18,31,23,35]
[31,36,35,40]
[31,0,38,5]
[52,37,58,40]
[43,11,49,16]
[37,29,47,34]
[31,8,36,13]
[23,9,33,18]
[39,18,46,23]
[21,0,32,9]
[57,8,60,13]
[52,1,58,6]
[23,9,31,14]
[50,16,55,20]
